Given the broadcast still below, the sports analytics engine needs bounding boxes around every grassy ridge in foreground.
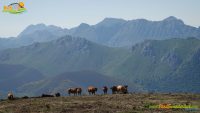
[0,93,199,113]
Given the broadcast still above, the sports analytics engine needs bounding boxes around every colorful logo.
[3,2,26,14]
[148,103,199,111]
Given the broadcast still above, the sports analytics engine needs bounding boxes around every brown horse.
[88,86,98,95]
[68,88,78,96]
[111,85,128,94]
[7,92,14,100]
[102,86,108,94]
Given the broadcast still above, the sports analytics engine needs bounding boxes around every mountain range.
[0,16,200,97]
[0,36,199,95]
[0,16,200,51]
[68,16,200,46]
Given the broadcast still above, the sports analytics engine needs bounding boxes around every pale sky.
[0,0,200,37]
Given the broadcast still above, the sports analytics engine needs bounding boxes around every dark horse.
[102,86,108,94]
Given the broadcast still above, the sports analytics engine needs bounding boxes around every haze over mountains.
[0,16,200,97]
[69,16,200,46]
[0,16,200,50]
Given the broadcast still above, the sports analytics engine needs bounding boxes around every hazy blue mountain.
[0,37,18,51]
[0,24,68,50]
[0,35,129,77]
[105,37,200,93]
[0,64,44,92]
[68,16,200,46]
[0,36,199,93]
[68,18,126,44]
[18,24,67,42]
[1,16,200,50]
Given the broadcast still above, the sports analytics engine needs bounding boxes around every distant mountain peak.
[18,24,48,37]
[97,18,126,27]
[101,18,126,24]
[163,16,183,22]
[24,23,63,31]
[162,16,184,25]
[164,16,178,21]
[18,23,65,38]
[27,23,47,29]
[78,23,90,28]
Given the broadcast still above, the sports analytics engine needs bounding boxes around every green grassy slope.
[106,38,200,92]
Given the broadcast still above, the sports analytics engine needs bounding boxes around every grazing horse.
[88,86,98,95]
[117,85,128,94]
[110,86,117,94]
[68,88,78,96]
[7,92,14,100]
[111,85,128,94]
[102,86,108,94]
[41,94,54,97]
[76,88,82,96]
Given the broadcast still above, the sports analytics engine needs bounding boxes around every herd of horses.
[6,85,128,100]
[69,85,128,96]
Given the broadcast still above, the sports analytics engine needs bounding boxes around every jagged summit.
[164,16,178,21]
[163,16,184,23]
